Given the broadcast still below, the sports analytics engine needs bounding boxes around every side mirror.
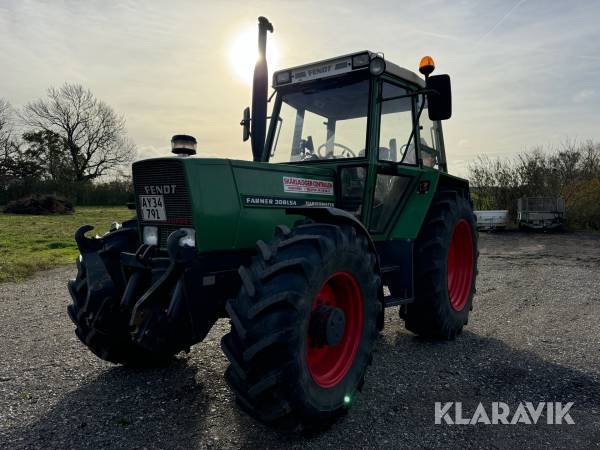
[426,74,452,121]
[241,107,251,141]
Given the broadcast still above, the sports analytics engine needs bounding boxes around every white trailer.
[517,197,565,230]
[474,210,510,230]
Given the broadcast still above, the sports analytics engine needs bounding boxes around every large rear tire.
[402,191,478,339]
[221,220,381,432]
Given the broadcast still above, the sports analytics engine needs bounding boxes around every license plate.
[139,195,166,221]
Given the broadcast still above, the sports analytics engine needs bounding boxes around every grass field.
[0,207,133,283]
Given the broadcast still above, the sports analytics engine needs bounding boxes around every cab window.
[417,96,443,168]
[378,82,416,165]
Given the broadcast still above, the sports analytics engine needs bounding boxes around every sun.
[229,27,279,86]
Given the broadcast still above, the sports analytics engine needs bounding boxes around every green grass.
[0,207,133,283]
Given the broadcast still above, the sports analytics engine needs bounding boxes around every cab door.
[364,78,425,303]
[366,79,423,237]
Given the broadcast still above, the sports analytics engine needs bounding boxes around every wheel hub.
[309,305,346,347]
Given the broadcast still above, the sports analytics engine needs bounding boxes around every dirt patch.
[3,195,74,215]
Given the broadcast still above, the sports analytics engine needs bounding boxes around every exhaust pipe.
[250,16,273,162]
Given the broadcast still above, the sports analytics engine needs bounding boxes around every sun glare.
[229,28,279,86]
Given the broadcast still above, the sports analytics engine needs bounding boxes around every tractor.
[68,16,478,432]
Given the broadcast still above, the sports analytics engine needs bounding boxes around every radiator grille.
[132,159,193,247]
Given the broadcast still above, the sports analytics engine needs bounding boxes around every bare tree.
[0,98,12,148]
[0,99,21,183]
[20,84,136,181]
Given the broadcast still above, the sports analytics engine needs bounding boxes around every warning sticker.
[283,176,334,195]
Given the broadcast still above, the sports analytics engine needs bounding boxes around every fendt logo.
[307,64,332,77]
[144,185,177,195]
[435,402,575,425]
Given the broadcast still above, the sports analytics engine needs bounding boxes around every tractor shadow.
[6,329,600,449]
[232,329,600,449]
[4,357,209,449]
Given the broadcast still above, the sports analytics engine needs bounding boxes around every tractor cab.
[251,50,452,233]
[267,51,448,167]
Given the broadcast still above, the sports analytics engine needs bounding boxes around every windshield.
[269,78,369,163]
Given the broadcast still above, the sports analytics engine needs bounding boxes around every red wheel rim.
[447,219,474,311]
[307,272,363,388]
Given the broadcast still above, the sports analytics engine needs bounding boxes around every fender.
[286,206,385,328]
[437,172,471,200]
[285,206,379,259]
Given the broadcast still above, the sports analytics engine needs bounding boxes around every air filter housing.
[171,134,197,156]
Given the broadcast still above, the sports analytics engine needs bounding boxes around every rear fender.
[437,172,471,203]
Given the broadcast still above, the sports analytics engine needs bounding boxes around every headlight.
[143,226,158,246]
[179,228,196,248]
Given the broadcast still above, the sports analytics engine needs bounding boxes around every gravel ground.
[1,231,599,449]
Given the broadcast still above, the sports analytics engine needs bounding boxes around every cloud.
[458,139,470,149]
[137,145,163,160]
[572,89,595,103]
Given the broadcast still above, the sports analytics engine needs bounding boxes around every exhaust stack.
[250,16,273,162]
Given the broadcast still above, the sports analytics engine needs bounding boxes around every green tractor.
[68,17,478,432]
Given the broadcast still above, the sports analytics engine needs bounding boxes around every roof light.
[171,134,197,157]
[419,56,435,77]
[275,71,291,85]
[351,53,370,69]
[369,56,386,76]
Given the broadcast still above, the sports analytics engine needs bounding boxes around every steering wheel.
[317,142,356,159]
[399,143,416,164]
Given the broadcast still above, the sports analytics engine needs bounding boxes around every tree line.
[0,84,136,205]
[468,140,600,230]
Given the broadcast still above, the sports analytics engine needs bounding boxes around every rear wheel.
[221,220,381,432]
[403,191,478,339]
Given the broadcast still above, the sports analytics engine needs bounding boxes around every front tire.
[68,223,174,366]
[403,191,478,339]
[221,220,381,432]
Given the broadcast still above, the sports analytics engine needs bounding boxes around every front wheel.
[221,220,381,432]
[67,222,175,366]
[403,190,479,339]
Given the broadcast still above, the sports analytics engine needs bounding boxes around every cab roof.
[272,50,425,89]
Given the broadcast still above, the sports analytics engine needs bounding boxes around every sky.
[1,0,599,176]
